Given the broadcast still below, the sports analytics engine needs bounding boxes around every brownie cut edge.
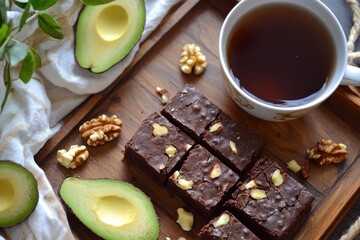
[125,112,195,183]
[198,210,260,240]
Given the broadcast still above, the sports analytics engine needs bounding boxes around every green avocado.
[59,177,159,240]
[0,161,39,227]
[75,0,146,73]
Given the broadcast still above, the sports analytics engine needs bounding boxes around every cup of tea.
[219,0,360,121]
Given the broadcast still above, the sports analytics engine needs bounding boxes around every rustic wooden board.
[36,1,360,239]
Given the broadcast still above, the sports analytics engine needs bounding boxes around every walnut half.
[79,114,122,146]
[179,43,208,75]
[57,145,89,169]
[307,139,348,165]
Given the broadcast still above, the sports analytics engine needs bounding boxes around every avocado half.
[59,177,159,240]
[0,161,39,227]
[75,0,146,73]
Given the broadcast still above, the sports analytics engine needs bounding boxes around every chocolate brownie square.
[162,84,221,140]
[202,112,265,175]
[198,211,260,240]
[125,112,195,183]
[225,157,315,240]
[168,145,239,216]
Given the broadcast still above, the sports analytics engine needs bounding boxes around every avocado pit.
[0,179,15,211]
[95,196,135,227]
[96,5,128,42]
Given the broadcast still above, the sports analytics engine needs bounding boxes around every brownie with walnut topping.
[162,84,265,175]
[198,211,260,240]
[161,84,221,141]
[167,145,239,216]
[125,112,195,183]
[202,112,265,175]
[225,157,315,240]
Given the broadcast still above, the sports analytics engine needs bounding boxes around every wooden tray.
[35,1,360,239]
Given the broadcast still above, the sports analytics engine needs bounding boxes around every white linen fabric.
[0,0,181,239]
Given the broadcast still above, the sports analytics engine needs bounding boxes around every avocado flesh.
[0,161,39,227]
[59,177,159,240]
[75,0,146,73]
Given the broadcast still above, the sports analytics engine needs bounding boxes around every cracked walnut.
[307,139,348,165]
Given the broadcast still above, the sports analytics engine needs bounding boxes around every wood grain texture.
[36,1,360,239]
[35,0,200,164]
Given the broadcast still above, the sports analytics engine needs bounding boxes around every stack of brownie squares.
[125,84,315,240]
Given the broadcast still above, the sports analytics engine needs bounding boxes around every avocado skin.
[59,177,159,240]
[0,160,39,228]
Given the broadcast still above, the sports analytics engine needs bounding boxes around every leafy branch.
[0,0,63,112]
[0,0,114,112]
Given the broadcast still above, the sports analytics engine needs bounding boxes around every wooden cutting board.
[35,1,360,239]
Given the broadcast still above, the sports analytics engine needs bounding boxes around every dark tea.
[227,3,335,106]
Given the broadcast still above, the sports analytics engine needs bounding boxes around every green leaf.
[81,0,114,6]
[37,13,63,39]
[14,0,28,9]
[7,42,28,66]
[19,49,35,83]
[29,46,41,68]
[0,0,7,25]
[1,62,11,112]
[0,23,11,46]
[19,2,31,31]
[30,0,56,11]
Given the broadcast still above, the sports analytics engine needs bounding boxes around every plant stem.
[0,11,37,63]
[1,62,11,112]
[25,12,37,24]
[0,31,13,55]
[12,12,37,31]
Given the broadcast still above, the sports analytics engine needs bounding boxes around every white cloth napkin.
[0,0,181,239]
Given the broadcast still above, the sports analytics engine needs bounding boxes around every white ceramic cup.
[219,0,360,121]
